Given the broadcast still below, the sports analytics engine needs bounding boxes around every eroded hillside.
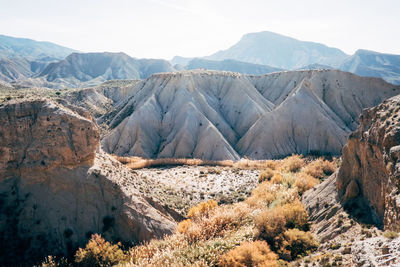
[102,69,400,160]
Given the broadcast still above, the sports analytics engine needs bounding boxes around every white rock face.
[102,70,400,160]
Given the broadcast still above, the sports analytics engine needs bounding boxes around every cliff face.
[337,95,400,230]
[0,99,176,264]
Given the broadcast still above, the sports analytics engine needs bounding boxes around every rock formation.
[0,99,176,264]
[102,69,400,160]
[337,95,400,230]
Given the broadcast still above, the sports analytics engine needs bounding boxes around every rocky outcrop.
[0,99,176,264]
[102,69,400,160]
[337,95,400,230]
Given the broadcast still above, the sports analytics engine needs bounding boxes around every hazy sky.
[0,0,399,60]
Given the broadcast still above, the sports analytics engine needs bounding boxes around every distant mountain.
[297,63,334,70]
[205,31,349,69]
[0,58,31,82]
[170,56,193,66]
[185,58,282,75]
[339,49,400,85]
[38,52,175,88]
[0,34,76,61]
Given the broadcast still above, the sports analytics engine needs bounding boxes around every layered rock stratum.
[102,69,400,160]
[337,95,400,230]
[0,99,176,264]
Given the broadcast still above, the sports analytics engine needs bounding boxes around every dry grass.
[187,199,218,218]
[113,155,285,170]
[113,156,235,169]
[258,168,274,183]
[303,158,337,179]
[294,173,320,196]
[245,181,278,207]
[218,241,278,267]
[282,155,305,172]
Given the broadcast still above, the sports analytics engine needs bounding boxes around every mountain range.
[1,31,400,88]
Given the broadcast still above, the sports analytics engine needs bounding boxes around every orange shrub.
[281,200,309,230]
[245,181,277,207]
[259,168,274,183]
[255,208,287,245]
[177,219,192,234]
[271,173,283,184]
[303,158,336,179]
[294,173,319,195]
[282,155,305,172]
[265,160,280,170]
[218,241,278,267]
[187,199,218,218]
[255,200,309,245]
[75,234,128,266]
[185,203,249,243]
[280,229,319,260]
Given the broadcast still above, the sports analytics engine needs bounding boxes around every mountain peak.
[207,31,348,69]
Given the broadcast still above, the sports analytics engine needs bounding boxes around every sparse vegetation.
[259,168,274,183]
[41,155,338,266]
[303,158,336,179]
[282,155,305,172]
[187,199,218,218]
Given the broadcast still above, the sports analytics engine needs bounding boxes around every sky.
[0,0,399,60]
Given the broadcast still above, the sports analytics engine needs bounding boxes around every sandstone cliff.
[102,69,400,160]
[0,99,176,264]
[337,95,400,230]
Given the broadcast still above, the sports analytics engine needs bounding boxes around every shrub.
[294,173,319,195]
[255,208,287,245]
[177,219,192,234]
[187,199,218,218]
[281,200,309,230]
[218,241,278,267]
[259,168,274,183]
[280,229,318,260]
[245,181,277,207]
[303,159,336,179]
[255,200,309,246]
[75,234,128,266]
[185,203,250,243]
[383,230,399,239]
[282,155,305,172]
[271,173,283,184]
